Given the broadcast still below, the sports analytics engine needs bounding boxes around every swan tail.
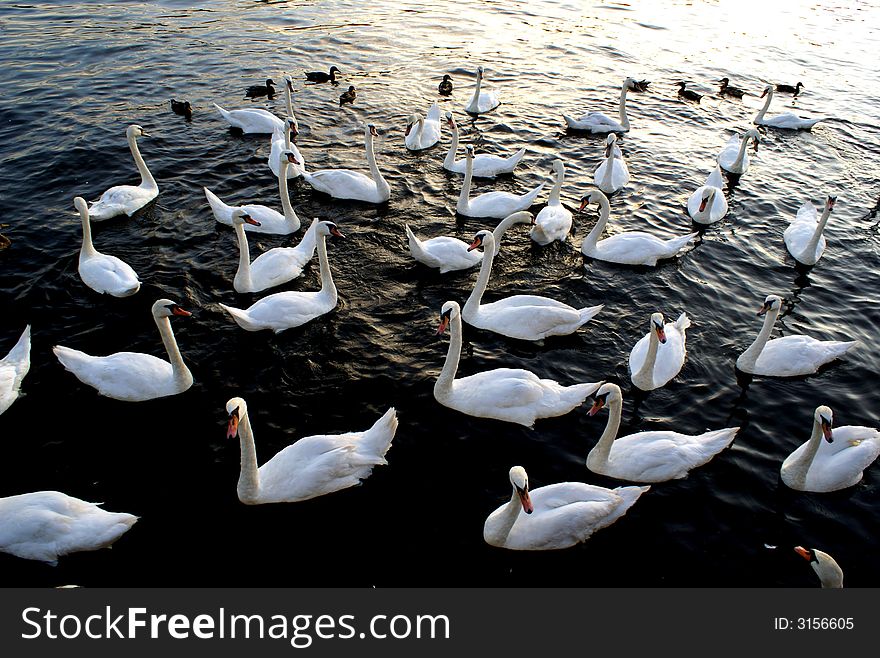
[563,381,603,408]
[608,485,651,521]
[673,312,691,331]
[52,345,91,373]
[426,103,441,122]
[218,304,261,331]
[562,114,579,128]
[829,340,859,358]
[524,182,546,205]
[356,407,398,459]
[507,148,526,167]
[404,224,434,265]
[669,232,698,253]
[204,186,232,220]
[693,427,739,455]
[3,325,31,383]
[295,218,320,257]
[213,103,233,123]
[706,165,725,190]
[577,304,604,326]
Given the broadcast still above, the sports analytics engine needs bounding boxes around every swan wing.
[0,326,30,415]
[755,336,857,376]
[533,204,573,243]
[248,247,311,290]
[453,369,546,410]
[408,233,480,272]
[304,169,378,200]
[53,346,179,401]
[79,254,140,296]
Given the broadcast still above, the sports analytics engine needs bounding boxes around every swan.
[794,546,843,588]
[0,491,137,565]
[754,85,825,129]
[219,221,343,332]
[463,66,500,114]
[563,77,638,133]
[579,190,697,266]
[302,124,391,203]
[784,196,835,266]
[735,294,857,376]
[53,298,193,402]
[205,150,302,235]
[457,146,544,219]
[404,103,442,151]
[531,159,573,244]
[687,165,728,224]
[269,118,306,179]
[716,129,760,175]
[629,311,690,391]
[0,325,30,416]
[231,211,319,293]
[586,383,739,482]
[405,210,533,274]
[87,125,158,221]
[213,102,284,134]
[463,228,603,340]
[593,134,630,195]
[443,112,525,177]
[780,405,880,493]
[433,300,601,426]
[483,466,649,550]
[73,197,141,298]
[226,397,397,505]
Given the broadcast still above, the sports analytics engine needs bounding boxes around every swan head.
[316,221,345,239]
[825,196,837,212]
[760,84,774,98]
[549,159,565,176]
[226,397,247,439]
[404,113,422,136]
[281,149,301,166]
[283,73,294,90]
[477,66,484,79]
[508,466,533,514]
[127,124,149,139]
[623,77,638,90]
[366,123,379,137]
[151,298,192,320]
[578,189,609,211]
[587,382,621,416]
[699,188,717,212]
[650,312,667,344]
[467,229,494,253]
[73,196,89,215]
[814,405,834,442]
[231,209,260,227]
[465,144,475,160]
[444,111,455,127]
[756,294,782,317]
[437,300,461,335]
[795,546,842,587]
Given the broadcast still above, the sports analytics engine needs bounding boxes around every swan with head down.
[794,546,843,588]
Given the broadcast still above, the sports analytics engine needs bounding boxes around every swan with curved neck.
[784,196,835,265]
[88,125,158,220]
[0,325,30,416]
[457,145,544,218]
[531,159,573,244]
[269,116,306,178]
[593,134,630,194]
[687,165,728,224]
[717,129,760,174]
[404,103,441,151]
[464,65,500,114]
[74,196,141,297]
[629,311,690,391]
[753,85,825,130]
[53,298,193,401]
[795,547,844,588]
[443,112,525,177]
[563,77,637,133]
[302,124,390,203]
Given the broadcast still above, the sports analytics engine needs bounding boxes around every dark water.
[1,0,879,587]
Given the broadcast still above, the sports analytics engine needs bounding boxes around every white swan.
[457,146,544,219]
[443,112,525,177]
[53,298,194,402]
[404,103,442,151]
[563,77,638,133]
[219,221,342,332]
[754,85,825,130]
[717,129,760,174]
[784,196,835,266]
[231,211,318,293]
[735,294,857,376]
[593,134,630,195]
[405,210,533,274]
[205,150,302,235]
[88,125,158,221]
[687,165,728,224]
[579,190,697,266]
[629,311,690,391]
[586,383,739,482]
[74,197,140,298]
[531,159,573,244]
[794,546,844,588]
[434,301,601,426]
[463,66,500,114]
[226,397,397,504]
[462,228,603,340]
[781,405,880,493]
[0,491,137,565]
[269,117,306,179]
[213,102,284,134]
[302,124,391,203]
[0,325,30,416]
[484,466,649,550]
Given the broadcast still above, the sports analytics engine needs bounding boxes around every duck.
[213,102,284,134]
[579,190,697,266]
[586,383,739,482]
[456,146,544,219]
[563,77,639,133]
[245,78,276,98]
[593,134,630,195]
[305,66,340,83]
[794,546,843,588]
[483,466,649,550]
[629,312,690,391]
[170,99,192,119]
[717,128,760,175]
[433,300,601,427]
[463,66,500,114]
[87,125,158,221]
[269,117,306,179]
[0,491,137,565]
[53,298,193,402]
[405,210,533,274]
[784,196,835,266]
[776,81,805,95]
[226,397,397,505]
[736,294,858,376]
[205,150,302,235]
[404,103,442,151]
[531,159,574,244]
[339,85,357,105]
[219,221,343,333]
[677,81,703,102]
[438,74,453,95]
[0,325,30,416]
[754,85,825,129]
[687,164,728,224]
[443,112,525,177]
[73,197,141,297]
[302,124,391,203]
[781,405,880,493]
[717,77,747,98]
[632,79,651,92]
[462,227,604,340]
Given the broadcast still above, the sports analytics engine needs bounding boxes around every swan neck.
[316,232,337,304]
[487,489,522,546]
[469,74,483,109]
[284,122,292,149]
[444,123,459,168]
[285,84,294,119]
[803,206,832,257]
[618,84,630,130]
[491,215,520,255]
[434,310,462,398]
[549,168,563,205]
[788,419,824,490]
[633,329,659,387]
[155,314,191,389]
[278,159,297,225]
[128,131,156,190]
[739,306,779,370]
[237,412,261,503]
[584,195,610,248]
[78,204,98,258]
[600,154,615,189]
[365,130,390,198]
[463,236,494,316]
[588,397,622,469]
[733,135,751,169]
[756,91,773,121]
[458,154,474,211]
[233,222,252,290]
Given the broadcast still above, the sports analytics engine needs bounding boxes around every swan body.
[53,299,193,402]
[629,311,690,391]
[784,196,834,266]
[88,125,158,220]
[587,383,739,483]
[717,129,760,174]
[269,118,306,179]
[687,165,728,224]
[404,103,442,151]
[457,146,544,219]
[74,197,141,297]
[433,301,601,427]
[0,491,137,565]
[213,102,284,134]
[736,294,857,376]
[226,397,397,504]
[754,85,825,129]
[795,546,843,588]
[463,227,603,340]
[0,325,30,416]
[579,190,697,266]
[443,112,525,177]
[593,134,630,195]
[232,212,319,293]
[483,466,649,550]
[563,77,637,133]
[220,222,342,333]
[531,159,573,244]
[463,66,500,114]
[302,124,390,203]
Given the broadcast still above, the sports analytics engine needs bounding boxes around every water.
[1,0,879,587]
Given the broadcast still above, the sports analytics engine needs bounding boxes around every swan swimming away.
[226,397,398,504]
[463,66,500,114]
[0,325,30,416]
[794,546,843,588]
[687,165,728,224]
[593,134,630,195]
[483,466,649,550]
[784,196,835,266]
[404,103,442,151]
[74,197,141,298]
[563,77,638,133]
[531,159,573,244]
[753,85,826,130]
[213,102,285,134]
[457,145,544,218]
[302,124,391,203]
[88,125,158,221]
[443,112,525,177]
[716,128,760,175]
[629,311,690,391]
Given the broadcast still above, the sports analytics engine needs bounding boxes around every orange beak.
[467,238,482,252]
[405,123,412,136]
[227,414,239,439]
[794,546,811,561]
[656,326,667,343]
[579,198,589,211]
[760,88,769,98]
[821,419,833,441]
[437,316,450,335]
[244,216,261,227]
[588,397,605,416]
[518,488,533,514]
[286,153,300,165]
[699,196,709,212]
[329,226,345,238]
[171,306,192,317]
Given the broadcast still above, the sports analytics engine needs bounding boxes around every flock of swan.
[0,64,876,587]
